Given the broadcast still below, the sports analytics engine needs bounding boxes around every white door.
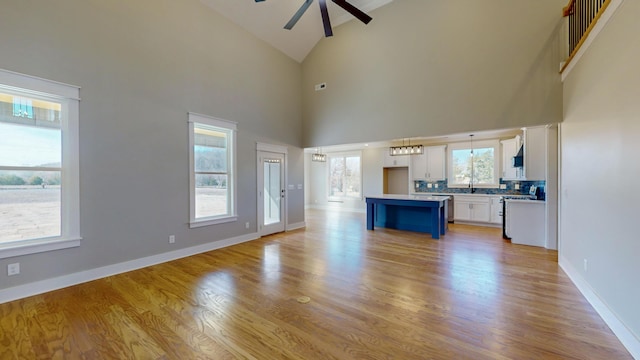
[258,151,286,236]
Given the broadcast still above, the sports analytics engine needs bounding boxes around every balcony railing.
[561,0,611,73]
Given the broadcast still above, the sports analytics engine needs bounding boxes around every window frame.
[326,151,363,201]
[188,112,237,228]
[0,69,81,259]
[447,139,500,189]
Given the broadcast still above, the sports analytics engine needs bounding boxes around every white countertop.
[412,192,544,201]
[366,194,450,202]
[504,199,546,204]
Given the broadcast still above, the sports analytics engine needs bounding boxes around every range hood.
[512,145,524,167]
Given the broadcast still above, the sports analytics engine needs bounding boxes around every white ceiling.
[200,0,393,62]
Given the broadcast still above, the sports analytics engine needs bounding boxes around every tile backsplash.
[414,179,546,199]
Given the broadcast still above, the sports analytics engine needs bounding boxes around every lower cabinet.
[454,196,490,223]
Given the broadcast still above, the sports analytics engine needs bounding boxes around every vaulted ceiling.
[200,0,393,62]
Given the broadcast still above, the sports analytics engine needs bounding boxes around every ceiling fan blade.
[319,0,333,37]
[331,0,372,24]
[284,0,314,30]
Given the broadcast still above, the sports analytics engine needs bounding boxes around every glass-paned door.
[259,151,285,236]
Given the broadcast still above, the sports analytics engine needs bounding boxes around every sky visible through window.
[0,123,61,167]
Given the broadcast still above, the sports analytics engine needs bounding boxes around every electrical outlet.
[415,183,420,188]
[515,183,520,190]
[434,184,438,189]
[499,184,507,190]
[8,263,20,276]
[584,259,588,272]
[427,183,432,188]
[169,235,175,244]
[245,222,250,229]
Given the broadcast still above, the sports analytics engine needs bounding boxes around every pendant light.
[469,134,475,192]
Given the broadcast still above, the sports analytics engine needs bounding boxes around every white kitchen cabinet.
[506,200,545,247]
[411,152,427,179]
[410,145,446,181]
[383,152,409,167]
[489,196,503,224]
[500,137,521,180]
[454,195,490,223]
[523,126,546,181]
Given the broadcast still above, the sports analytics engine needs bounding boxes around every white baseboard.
[286,221,306,231]
[0,232,259,304]
[305,204,366,213]
[559,256,640,359]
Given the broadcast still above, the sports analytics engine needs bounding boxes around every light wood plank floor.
[0,209,632,359]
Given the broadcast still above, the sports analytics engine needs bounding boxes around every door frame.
[256,142,288,237]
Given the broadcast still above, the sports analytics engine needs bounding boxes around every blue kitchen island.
[365,194,450,239]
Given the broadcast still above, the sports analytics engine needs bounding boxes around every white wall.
[561,0,640,353]
[0,0,303,291]
[302,0,566,147]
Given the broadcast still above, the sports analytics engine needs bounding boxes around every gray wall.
[302,0,565,147]
[0,0,303,289]
[561,0,640,342]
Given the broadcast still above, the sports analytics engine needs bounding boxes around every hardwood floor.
[0,209,632,359]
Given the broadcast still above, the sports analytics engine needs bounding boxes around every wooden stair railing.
[561,0,611,73]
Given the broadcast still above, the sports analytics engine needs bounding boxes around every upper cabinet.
[523,126,546,181]
[500,136,522,180]
[500,127,549,181]
[383,152,409,167]
[411,145,446,181]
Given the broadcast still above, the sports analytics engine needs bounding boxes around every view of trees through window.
[452,147,495,185]
[329,154,361,199]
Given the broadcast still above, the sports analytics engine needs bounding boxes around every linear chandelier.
[312,148,327,162]
[255,0,373,37]
[390,140,423,156]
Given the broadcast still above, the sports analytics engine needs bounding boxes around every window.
[0,69,80,259]
[188,113,237,227]
[448,140,500,188]
[328,152,362,199]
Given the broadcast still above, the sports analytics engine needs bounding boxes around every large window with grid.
[327,152,362,200]
[188,113,237,227]
[0,69,80,259]
[448,139,500,188]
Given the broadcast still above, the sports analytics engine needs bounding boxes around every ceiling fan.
[255,0,373,37]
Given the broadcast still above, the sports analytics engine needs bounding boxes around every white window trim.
[327,151,363,201]
[0,68,81,260]
[188,112,238,228]
[447,139,500,189]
